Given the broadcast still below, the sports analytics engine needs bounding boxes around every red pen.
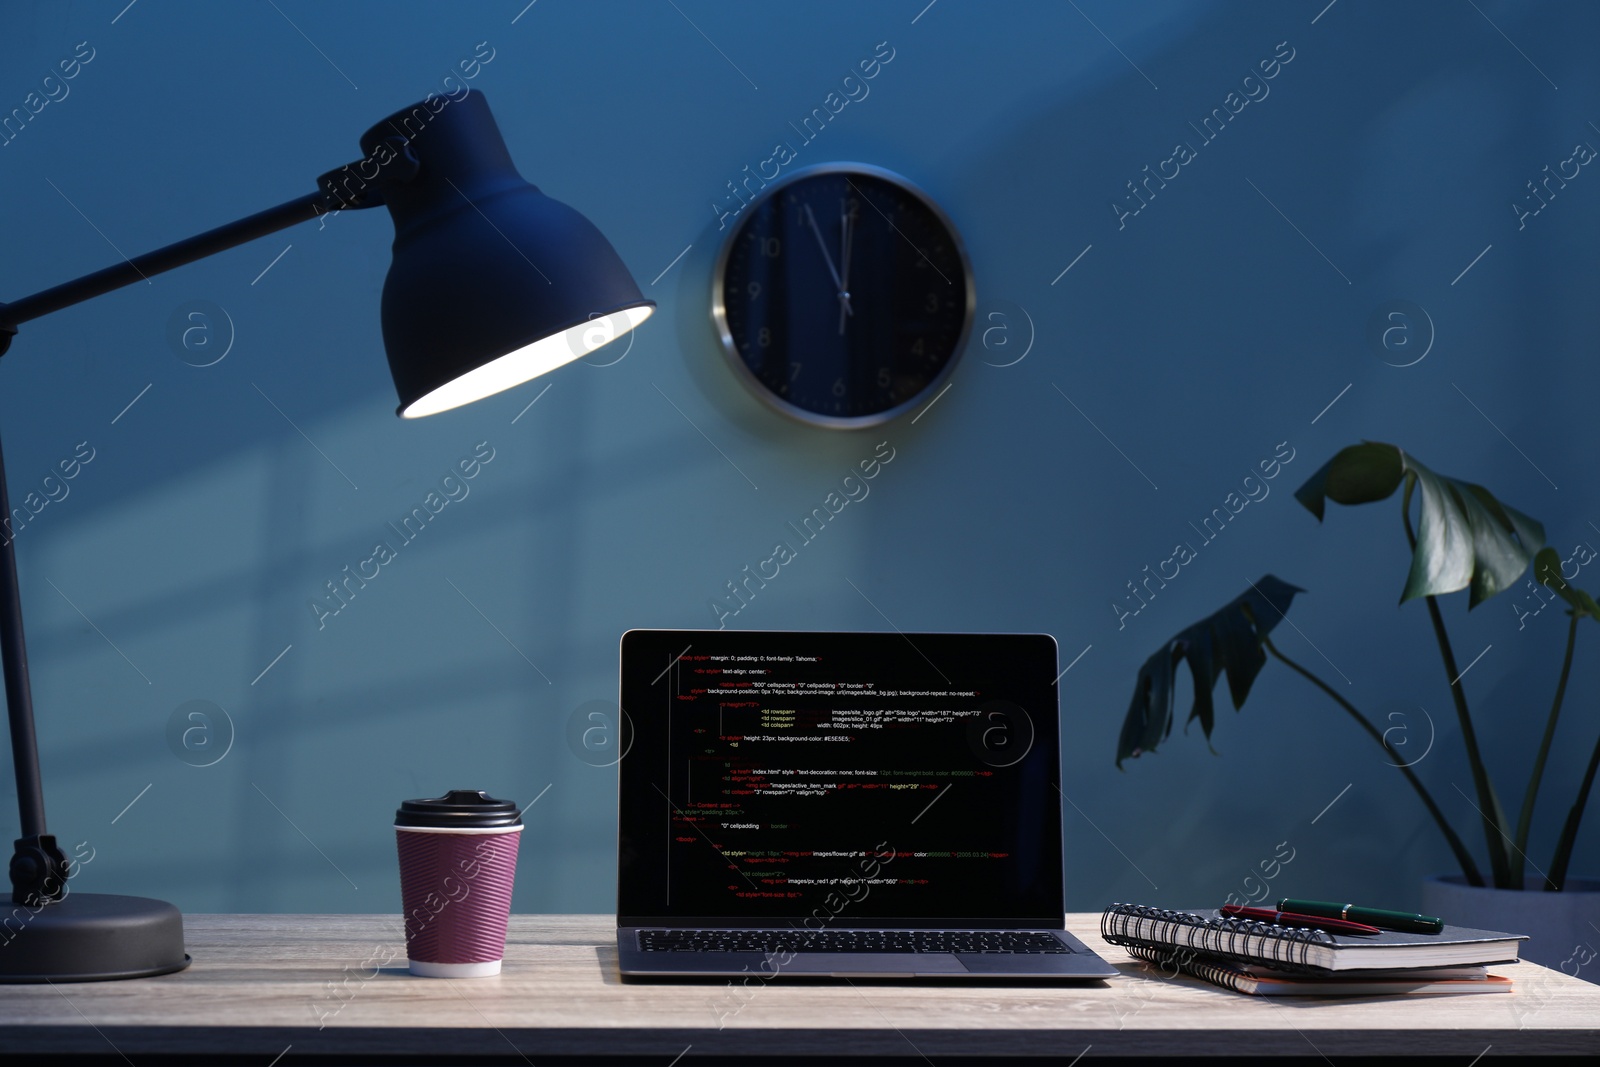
[1220,904,1381,934]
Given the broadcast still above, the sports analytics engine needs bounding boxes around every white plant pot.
[1422,874,1600,982]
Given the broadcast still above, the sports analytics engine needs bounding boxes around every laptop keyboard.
[637,929,1073,954]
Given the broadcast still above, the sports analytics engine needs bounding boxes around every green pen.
[1277,898,1444,934]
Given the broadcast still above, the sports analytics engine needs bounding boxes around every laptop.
[616,629,1117,979]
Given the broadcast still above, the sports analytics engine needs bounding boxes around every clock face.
[713,164,973,428]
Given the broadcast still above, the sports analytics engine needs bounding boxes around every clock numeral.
[757,327,772,349]
[789,362,803,381]
[910,338,926,358]
[762,237,781,258]
[876,367,892,389]
[747,281,761,299]
[832,378,846,398]
[923,292,940,313]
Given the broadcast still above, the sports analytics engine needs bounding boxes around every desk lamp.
[0,90,652,981]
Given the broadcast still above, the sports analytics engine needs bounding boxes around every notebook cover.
[1124,943,1513,996]
[1101,903,1526,973]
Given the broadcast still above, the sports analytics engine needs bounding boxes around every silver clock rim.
[710,161,977,431]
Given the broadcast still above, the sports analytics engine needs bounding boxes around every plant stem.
[1515,611,1579,873]
[1547,716,1600,891]
[1421,590,1514,884]
[1402,482,1513,886]
[1261,634,1485,886]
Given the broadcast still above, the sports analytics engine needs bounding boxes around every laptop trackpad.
[773,952,965,974]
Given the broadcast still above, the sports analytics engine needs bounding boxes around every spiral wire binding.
[1124,942,1250,992]
[1101,902,1335,971]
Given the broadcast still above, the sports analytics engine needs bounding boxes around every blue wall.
[0,0,1595,918]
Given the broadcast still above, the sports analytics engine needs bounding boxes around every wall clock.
[712,163,974,429]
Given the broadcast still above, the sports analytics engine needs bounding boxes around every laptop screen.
[617,630,1065,928]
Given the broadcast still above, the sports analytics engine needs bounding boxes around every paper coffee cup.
[395,790,521,978]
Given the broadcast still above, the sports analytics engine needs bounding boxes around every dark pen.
[1220,905,1381,934]
[1277,898,1444,934]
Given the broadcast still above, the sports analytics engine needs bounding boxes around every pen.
[1220,905,1381,934]
[1277,898,1444,934]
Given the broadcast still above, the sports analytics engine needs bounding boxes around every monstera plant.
[1118,442,1599,891]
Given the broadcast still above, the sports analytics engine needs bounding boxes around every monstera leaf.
[1534,547,1600,622]
[1294,442,1544,607]
[1116,576,1303,768]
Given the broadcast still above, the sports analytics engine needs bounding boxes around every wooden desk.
[1,914,1596,1063]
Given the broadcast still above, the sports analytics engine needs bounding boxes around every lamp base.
[0,892,189,982]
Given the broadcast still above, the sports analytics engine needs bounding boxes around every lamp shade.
[358,91,653,417]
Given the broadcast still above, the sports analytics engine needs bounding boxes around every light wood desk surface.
[1,913,1597,1062]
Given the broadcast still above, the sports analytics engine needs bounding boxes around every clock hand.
[803,203,852,311]
[837,206,855,335]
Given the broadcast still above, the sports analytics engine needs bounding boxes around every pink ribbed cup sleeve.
[396,828,520,965]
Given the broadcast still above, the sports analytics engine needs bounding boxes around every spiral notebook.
[1122,944,1513,996]
[1101,904,1525,973]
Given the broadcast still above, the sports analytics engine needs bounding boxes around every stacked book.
[1101,903,1526,996]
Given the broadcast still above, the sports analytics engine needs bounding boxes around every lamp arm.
[0,187,339,903]
[0,422,72,904]
[0,189,346,350]
[0,139,416,349]
[0,161,389,902]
